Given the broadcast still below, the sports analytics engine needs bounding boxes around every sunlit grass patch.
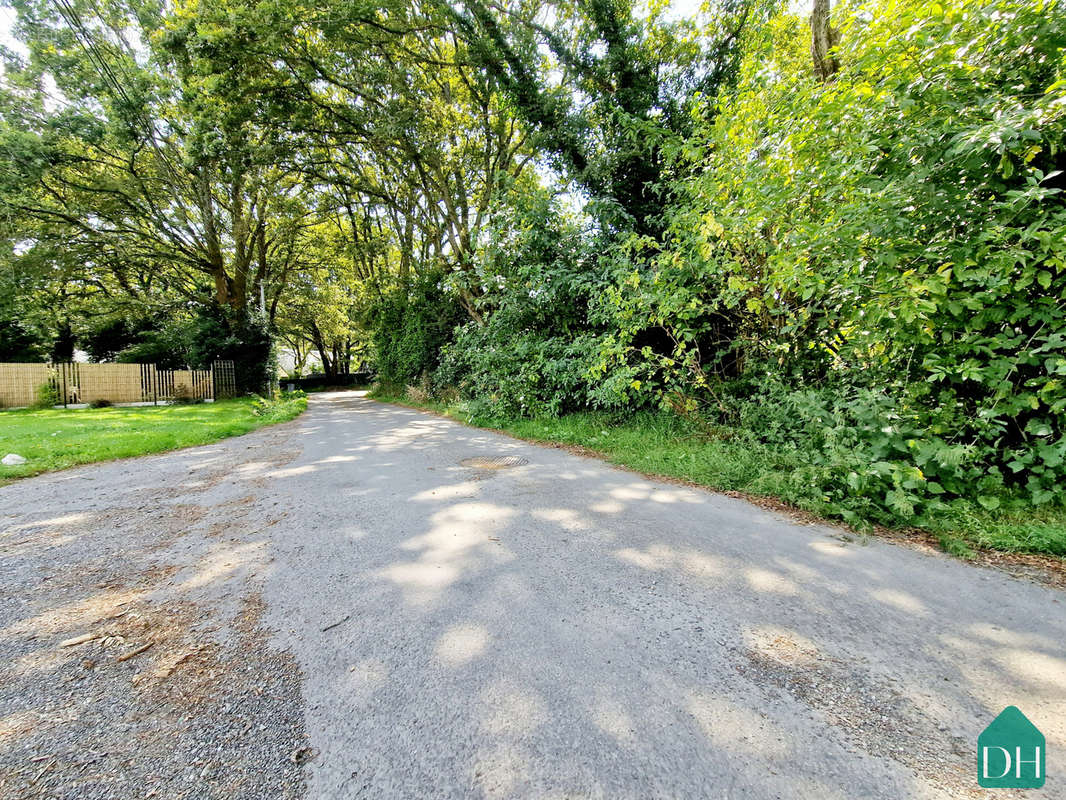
[0,396,306,483]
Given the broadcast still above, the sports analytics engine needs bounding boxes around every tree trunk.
[332,342,343,376]
[50,321,76,363]
[310,322,335,378]
[811,0,840,81]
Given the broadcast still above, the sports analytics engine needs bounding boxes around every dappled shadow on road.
[6,392,1058,797]
[257,393,1066,799]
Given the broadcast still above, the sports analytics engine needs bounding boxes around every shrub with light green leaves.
[591,0,1066,523]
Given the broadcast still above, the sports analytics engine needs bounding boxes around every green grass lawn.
[372,392,1066,560]
[0,396,306,483]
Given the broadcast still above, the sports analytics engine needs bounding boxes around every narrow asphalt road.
[2,391,1064,799]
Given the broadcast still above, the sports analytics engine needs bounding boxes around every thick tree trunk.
[342,339,353,375]
[331,343,342,376]
[811,0,840,81]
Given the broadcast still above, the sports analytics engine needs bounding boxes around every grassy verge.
[0,395,306,484]
[372,390,1066,560]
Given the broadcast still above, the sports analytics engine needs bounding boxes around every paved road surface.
[2,391,1064,799]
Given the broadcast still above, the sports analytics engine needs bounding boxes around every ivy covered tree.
[442,0,766,235]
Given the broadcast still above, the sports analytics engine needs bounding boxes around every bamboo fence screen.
[0,360,236,408]
[0,363,52,408]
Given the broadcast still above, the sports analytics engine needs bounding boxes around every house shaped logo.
[978,706,1045,788]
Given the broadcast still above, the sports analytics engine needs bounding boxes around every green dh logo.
[978,706,1045,788]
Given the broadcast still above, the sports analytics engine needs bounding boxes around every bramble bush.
[435,186,632,418]
[437,325,605,418]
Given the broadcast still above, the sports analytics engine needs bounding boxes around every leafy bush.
[184,307,276,395]
[250,392,307,421]
[250,394,271,415]
[431,187,636,417]
[438,326,620,419]
[702,370,1018,526]
[33,379,60,409]
[372,272,464,386]
[589,0,1066,522]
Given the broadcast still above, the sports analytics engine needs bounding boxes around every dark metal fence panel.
[212,360,237,399]
[53,362,80,406]
[140,363,159,403]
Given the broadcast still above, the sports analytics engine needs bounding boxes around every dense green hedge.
[372,273,465,387]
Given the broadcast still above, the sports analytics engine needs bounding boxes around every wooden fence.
[0,360,237,408]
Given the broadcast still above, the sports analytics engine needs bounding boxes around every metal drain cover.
[459,455,529,469]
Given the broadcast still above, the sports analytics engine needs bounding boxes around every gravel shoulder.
[2,391,1064,799]
[0,420,309,799]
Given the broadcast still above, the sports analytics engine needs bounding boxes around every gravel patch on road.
[0,421,308,799]
[737,629,996,799]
